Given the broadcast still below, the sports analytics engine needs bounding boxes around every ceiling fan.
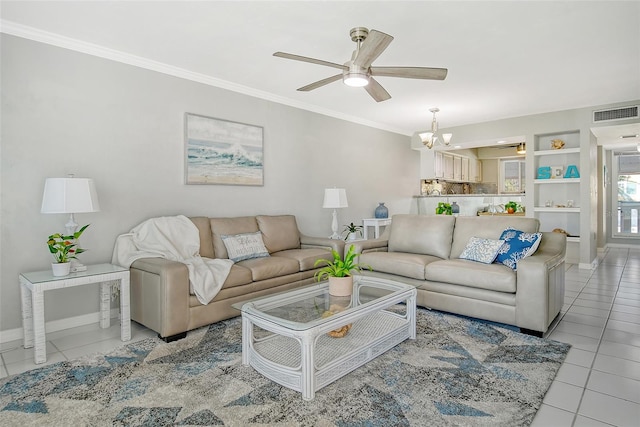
[273,27,448,102]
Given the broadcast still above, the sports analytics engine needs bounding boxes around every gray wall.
[0,35,418,334]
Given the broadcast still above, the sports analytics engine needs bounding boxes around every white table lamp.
[41,175,100,271]
[323,188,348,239]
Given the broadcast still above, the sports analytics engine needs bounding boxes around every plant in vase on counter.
[504,201,522,214]
[436,202,452,215]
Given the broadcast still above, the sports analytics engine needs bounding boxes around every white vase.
[328,276,353,296]
[51,262,71,277]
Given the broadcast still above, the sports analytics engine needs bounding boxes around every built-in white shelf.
[534,148,581,156]
[534,178,580,184]
[534,207,580,213]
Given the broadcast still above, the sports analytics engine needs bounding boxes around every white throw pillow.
[459,237,506,264]
[221,231,270,262]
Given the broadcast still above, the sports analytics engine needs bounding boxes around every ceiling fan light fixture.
[516,143,526,155]
[343,72,369,87]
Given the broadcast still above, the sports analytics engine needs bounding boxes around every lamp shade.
[41,177,100,214]
[322,188,348,209]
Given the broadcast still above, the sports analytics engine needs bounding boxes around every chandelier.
[419,108,452,149]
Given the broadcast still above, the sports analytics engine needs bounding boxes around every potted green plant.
[47,224,89,276]
[342,222,363,241]
[504,201,521,214]
[436,202,452,215]
[314,245,371,296]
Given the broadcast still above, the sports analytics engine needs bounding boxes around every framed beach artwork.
[185,113,264,185]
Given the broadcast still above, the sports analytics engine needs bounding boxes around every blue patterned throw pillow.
[495,228,542,270]
[459,237,506,264]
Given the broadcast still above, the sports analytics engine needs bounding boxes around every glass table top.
[20,263,128,284]
[232,276,414,331]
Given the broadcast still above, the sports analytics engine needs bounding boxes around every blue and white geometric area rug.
[0,308,569,426]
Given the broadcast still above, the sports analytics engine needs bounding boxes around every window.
[501,159,525,193]
[614,153,640,237]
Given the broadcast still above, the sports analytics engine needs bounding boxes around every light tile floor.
[1,247,639,426]
[532,247,640,427]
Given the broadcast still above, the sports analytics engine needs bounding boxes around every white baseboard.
[0,308,120,345]
[604,243,640,250]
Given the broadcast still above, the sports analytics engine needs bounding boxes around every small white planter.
[51,262,71,277]
[328,276,354,296]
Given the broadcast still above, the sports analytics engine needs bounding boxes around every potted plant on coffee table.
[314,244,370,296]
[342,222,364,241]
[47,224,89,276]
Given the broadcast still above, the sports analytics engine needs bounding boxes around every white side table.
[20,263,131,364]
[362,218,392,239]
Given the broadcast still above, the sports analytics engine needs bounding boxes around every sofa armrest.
[129,257,190,338]
[300,234,345,253]
[348,238,389,255]
[515,232,566,332]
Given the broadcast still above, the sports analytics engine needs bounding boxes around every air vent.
[593,105,639,123]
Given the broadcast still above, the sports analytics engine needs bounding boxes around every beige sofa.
[350,214,566,335]
[129,215,343,341]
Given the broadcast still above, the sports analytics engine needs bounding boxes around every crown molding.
[0,20,408,136]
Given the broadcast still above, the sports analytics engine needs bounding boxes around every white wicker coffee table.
[233,276,416,400]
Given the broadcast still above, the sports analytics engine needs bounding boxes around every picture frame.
[185,113,264,186]
[550,165,564,179]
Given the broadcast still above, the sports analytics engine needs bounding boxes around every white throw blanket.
[111,215,233,305]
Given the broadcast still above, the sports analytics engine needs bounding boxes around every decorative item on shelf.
[314,245,371,296]
[504,201,520,214]
[419,108,452,149]
[551,139,565,149]
[342,222,363,241]
[451,201,460,215]
[41,175,100,272]
[567,200,574,208]
[516,143,526,155]
[550,166,564,179]
[545,200,553,207]
[374,202,389,218]
[322,188,348,239]
[537,166,551,179]
[436,202,452,215]
[564,165,580,178]
[46,225,89,276]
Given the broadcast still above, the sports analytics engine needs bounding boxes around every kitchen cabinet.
[419,150,444,179]
[443,154,454,180]
[453,156,462,181]
[462,157,470,182]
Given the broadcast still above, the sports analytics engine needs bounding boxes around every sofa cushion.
[495,228,542,270]
[388,214,455,259]
[450,217,540,259]
[459,237,505,264]
[236,256,300,281]
[221,231,270,262]
[256,215,301,253]
[219,264,253,289]
[360,251,442,280]
[425,259,516,293]
[210,216,259,259]
[272,248,332,271]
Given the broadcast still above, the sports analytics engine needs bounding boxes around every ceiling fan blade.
[364,77,391,102]
[273,52,347,70]
[371,66,448,80]
[297,74,343,92]
[353,30,393,68]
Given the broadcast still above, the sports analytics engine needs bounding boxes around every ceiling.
[2,1,639,145]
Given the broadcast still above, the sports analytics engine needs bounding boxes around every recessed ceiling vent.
[593,105,638,123]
